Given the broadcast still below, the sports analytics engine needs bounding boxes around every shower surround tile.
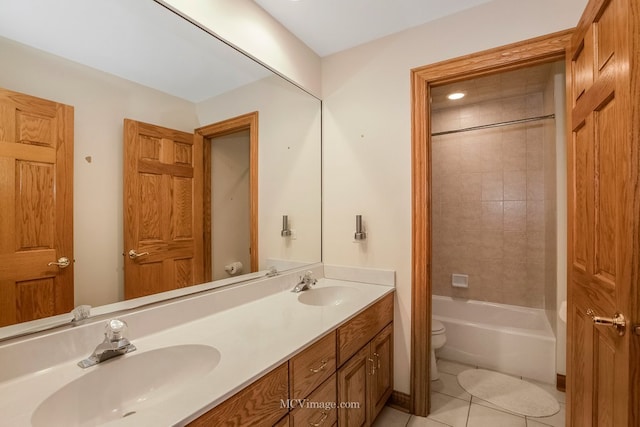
[431,88,556,310]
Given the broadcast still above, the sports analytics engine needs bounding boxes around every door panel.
[369,324,393,421]
[123,119,203,299]
[0,88,73,327]
[338,346,369,427]
[567,0,639,425]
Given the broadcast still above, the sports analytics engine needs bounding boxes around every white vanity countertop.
[0,277,394,426]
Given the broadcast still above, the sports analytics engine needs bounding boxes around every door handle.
[128,249,149,260]
[587,308,626,336]
[48,257,70,268]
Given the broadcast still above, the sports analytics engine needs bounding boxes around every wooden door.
[123,119,203,299]
[567,0,640,425]
[0,88,73,326]
[338,346,369,427]
[369,324,393,422]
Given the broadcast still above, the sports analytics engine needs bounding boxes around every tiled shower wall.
[431,90,557,309]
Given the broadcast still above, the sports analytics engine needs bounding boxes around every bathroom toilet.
[431,319,447,380]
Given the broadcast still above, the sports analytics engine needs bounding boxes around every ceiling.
[253,0,495,57]
[431,62,560,110]
[0,0,271,103]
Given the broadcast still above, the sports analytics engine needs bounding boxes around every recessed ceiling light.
[447,92,465,100]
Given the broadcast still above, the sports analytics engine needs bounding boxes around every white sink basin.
[297,286,360,306]
[31,344,220,427]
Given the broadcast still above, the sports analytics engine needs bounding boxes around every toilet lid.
[432,319,445,334]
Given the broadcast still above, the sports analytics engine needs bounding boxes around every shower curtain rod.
[431,113,556,137]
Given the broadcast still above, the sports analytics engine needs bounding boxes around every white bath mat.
[457,369,560,417]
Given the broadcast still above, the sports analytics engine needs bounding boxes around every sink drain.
[122,411,137,418]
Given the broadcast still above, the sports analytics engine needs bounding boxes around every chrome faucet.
[78,319,137,368]
[266,266,279,277]
[291,271,317,293]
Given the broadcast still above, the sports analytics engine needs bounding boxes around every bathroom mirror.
[0,0,321,335]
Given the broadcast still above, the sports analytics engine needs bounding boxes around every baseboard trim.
[556,374,566,392]
[388,390,411,413]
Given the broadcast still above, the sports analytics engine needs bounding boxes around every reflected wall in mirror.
[0,0,321,331]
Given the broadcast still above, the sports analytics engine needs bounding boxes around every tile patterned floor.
[373,359,566,427]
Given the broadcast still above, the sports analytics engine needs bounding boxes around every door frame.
[409,30,573,415]
[195,112,259,282]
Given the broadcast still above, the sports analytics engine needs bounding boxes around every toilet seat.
[432,319,445,335]
[430,319,447,381]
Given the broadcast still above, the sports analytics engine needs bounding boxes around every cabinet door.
[369,323,393,421]
[274,414,290,427]
[337,346,369,427]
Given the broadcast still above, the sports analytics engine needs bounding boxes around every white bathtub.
[433,295,556,383]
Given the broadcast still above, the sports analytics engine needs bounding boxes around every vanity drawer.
[188,362,288,426]
[290,374,337,427]
[290,331,336,399]
[337,293,393,365]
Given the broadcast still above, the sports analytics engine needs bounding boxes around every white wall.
[196,75,322,270]
[0,37,198,307]
[159,0,322,98]
[321,0,587,394]
[1,36,322,310]
[211,131,251,280]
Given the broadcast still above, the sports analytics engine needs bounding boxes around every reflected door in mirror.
[0,88,74,326]
[123,119,203,299]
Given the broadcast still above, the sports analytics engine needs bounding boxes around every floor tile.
[372,406,411,427]
[471,396,522,417]
[378,359,566,427]
[431,372,472,402]
[436,359,476,376]
[407,415,452,426]
[426,392,470,427]
[466,403,526,427]
[526,402,565,427]
[527,419,553,427]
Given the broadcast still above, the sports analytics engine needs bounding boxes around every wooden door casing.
[123,119,203,299]
[195,111,259,282]
[567,0,640,425]
[0,88,73,327]
[410,30,572,416]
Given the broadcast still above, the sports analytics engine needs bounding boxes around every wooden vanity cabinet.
[187,363,288,426]
[274,414,290,426]
[187,293,393,427]
[337,346,369,426]
[337,294,394,426]
[368,323,393,420]
[290,331,336,399]
[290,374,337,427]
[336,293,393,365]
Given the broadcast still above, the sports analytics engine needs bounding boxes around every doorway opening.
[430,60,567,383]
[209,129,251,281]
[195,112,259,282]
[410,30,572,416]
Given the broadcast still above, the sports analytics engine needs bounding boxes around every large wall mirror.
[0,0,321,336]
